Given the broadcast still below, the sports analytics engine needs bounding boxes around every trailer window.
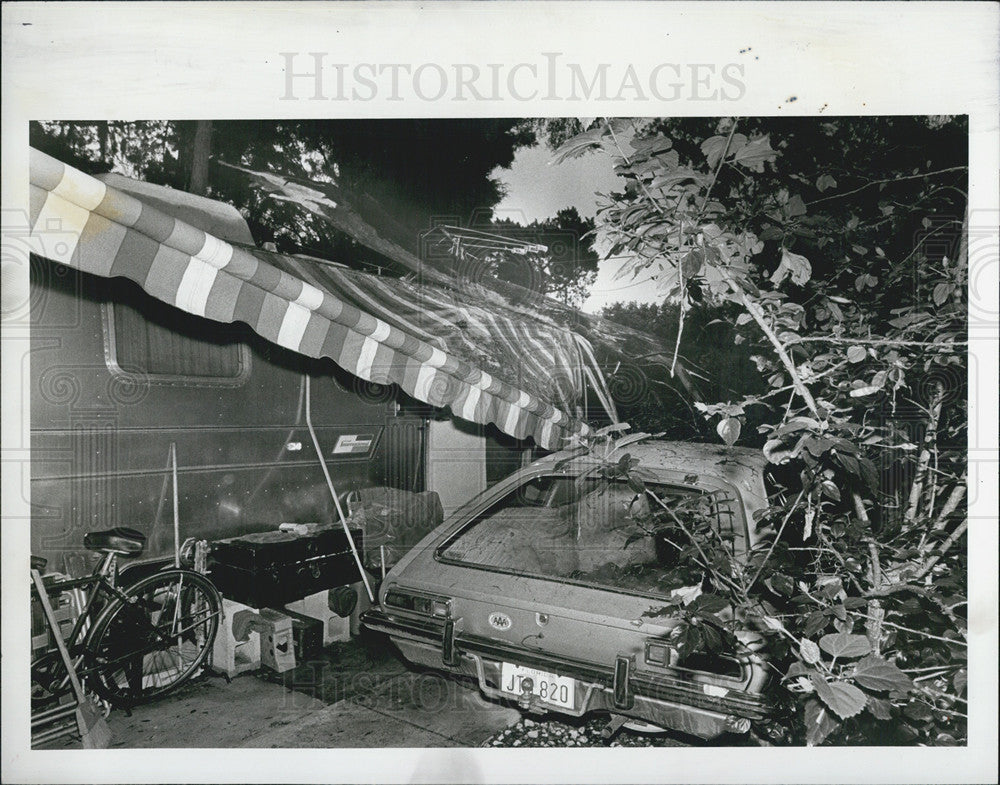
[104,297,249,385]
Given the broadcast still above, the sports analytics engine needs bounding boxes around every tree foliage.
[557,116,968,745]
[31,119,537,275]
[30,120,625,312]
[489,207,599,307]
[600,300,765,439]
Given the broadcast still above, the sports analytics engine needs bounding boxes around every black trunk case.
[209,527,363,608]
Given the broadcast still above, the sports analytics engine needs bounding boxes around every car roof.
[535,439,769,509]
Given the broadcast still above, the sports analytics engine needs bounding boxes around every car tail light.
[384,587,452,618]
[613,655,634,710]
[442,618,458,666]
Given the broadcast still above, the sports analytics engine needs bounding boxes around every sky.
[490,142,664,314]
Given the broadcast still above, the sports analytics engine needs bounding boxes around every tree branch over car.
[552,116,968,746]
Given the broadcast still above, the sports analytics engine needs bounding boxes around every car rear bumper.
[362,607,771,739]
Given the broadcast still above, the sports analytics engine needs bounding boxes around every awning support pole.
[305,376,375,603]
[170,442,180,568]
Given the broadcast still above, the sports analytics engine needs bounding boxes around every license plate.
[499,662,575,710]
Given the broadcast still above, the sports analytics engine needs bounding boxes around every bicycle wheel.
[84,569,220,706]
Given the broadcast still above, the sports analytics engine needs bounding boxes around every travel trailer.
[28,174,458,577]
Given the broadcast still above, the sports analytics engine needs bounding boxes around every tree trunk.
[187,120,213,195]
[96,122,110,166]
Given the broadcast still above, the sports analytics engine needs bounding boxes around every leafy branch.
[554,116,969,746]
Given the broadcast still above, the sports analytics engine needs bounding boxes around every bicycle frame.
[42,556,115,640]
[32,553,151,691]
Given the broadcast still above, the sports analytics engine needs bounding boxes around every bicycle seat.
[31,555,47,571]
[83,527,146,556]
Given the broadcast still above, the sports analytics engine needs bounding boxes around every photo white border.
[3,2,997,783]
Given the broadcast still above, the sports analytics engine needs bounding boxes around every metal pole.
[304,376,375,603]
[171,442,180,568]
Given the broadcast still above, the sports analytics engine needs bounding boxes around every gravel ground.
[483,715,693,747]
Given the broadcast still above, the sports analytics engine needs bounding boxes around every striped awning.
[28,147,591,450]
[270,257,586,413]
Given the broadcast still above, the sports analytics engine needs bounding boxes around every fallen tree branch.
[725,277,822,421]
[787,336,968,347]
[906,381,944,525]
[853,492,885,655]
[914,521,968,581]
[849,612,965,645]
[806,166,968,207]
[931,484,966,531]
[864,582,966,632]
[746,490,805,593]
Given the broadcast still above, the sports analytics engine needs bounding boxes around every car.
[361,439,773,740]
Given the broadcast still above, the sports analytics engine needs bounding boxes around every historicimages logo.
[2,209,80,327]
[279,52,747,103]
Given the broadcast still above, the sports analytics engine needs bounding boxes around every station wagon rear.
[363,441,774,739]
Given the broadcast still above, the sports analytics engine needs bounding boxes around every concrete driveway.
[98,636,518,749]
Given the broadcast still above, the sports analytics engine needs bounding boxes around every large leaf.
[630,132,673,156]
[803,697,841,746]
[700,622,724,652]
[835,451,861,477]
[816,174,838,192]
[690,593,729,614]
[650,169,704,190]
[783,250,812,285]
[732,135,778,172]
[811,675,868,719]
[763,438,794,464]
[766,572,795,596]
[819,479,842,502]
[770,249,812,287]
[626,475,647,495]
[785,194,807,218]
[819,632,872,659]
[551,126,608,164]
[700,135,729,169]
[865,696,893,720]
[717,417,741,446]
[671,623,703,660]
[802,610,828,638]
[852,655,914,692]
[680,248,704,278]
[847,345,867,363]
[903,701,933,721]
[932,282,954,306]
[800,638,821,665]
[858,456,879,489]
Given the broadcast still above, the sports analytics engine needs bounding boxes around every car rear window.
[438,475,742,598]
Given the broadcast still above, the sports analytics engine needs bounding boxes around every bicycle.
[31,527,222,711]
